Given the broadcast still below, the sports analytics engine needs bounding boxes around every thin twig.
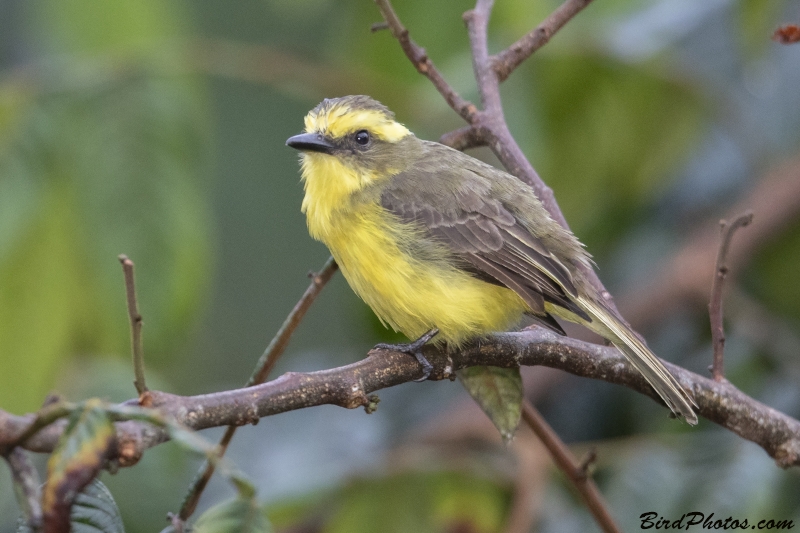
[577,448,598,480]
[709,211,754,381]
[521,401,620,533]
[5,402,75,450]
[178,257,338,520]
[118,255,147,395]
[3,448,43,532]
[373,0,478,122]
[492,0,595,82]
[438,125,485,151]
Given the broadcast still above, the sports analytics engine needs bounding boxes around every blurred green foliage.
[748,222,800,320]
[1,0,800,532]
[530,54,704,250]
[0,0,211,414]
[268,469,512,533]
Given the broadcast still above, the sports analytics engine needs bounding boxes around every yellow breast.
[300,155,527,345]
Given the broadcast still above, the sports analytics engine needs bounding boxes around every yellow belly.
[310,203,528,346]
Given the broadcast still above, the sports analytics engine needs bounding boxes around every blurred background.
[1,0,800,531]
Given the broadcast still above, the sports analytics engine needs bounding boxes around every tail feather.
[576,297,698,425]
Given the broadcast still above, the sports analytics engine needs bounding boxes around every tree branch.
[521,401,620,533]
[709,212,754,381]
[492,0,595,82]
[4,329,800,469]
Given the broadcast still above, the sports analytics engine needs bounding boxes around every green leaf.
[18,479,124,533]
[69,479,126,533]
[192,497,272,533]
[457,366,523,442]
[42,400,115,532]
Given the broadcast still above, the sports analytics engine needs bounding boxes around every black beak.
[285,133,335,154]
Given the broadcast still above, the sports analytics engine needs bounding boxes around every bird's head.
[286,96,419,195]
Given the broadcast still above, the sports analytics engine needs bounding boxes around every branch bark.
[4,329,800,469]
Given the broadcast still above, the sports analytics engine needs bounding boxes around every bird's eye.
[354,130,370,146]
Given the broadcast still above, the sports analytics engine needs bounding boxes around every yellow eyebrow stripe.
[305,108,410,142]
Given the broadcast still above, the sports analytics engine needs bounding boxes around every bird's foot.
[374,328,439,382]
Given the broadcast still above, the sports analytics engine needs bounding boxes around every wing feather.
[380,169,591,326]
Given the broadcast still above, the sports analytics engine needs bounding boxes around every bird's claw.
[374,328,439,381]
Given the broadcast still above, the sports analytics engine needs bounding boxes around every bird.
[285,95,698,425]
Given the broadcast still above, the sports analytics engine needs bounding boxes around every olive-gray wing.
[380,188,590,333]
